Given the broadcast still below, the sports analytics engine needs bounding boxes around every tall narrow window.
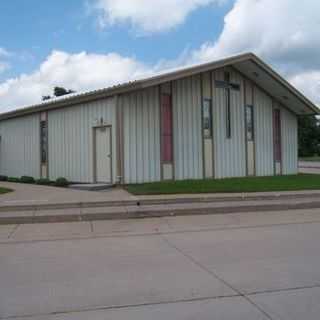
[40,120,48,164]
[273,109,282,162]
[203,99,213,138]
[161,94,173,163]
[225,72,232,139]
[246,105,254,141]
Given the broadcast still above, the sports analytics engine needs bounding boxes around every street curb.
[1,200,320,225]
[1,192,320,212]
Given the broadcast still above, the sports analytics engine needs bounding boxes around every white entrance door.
[95,126,112,183]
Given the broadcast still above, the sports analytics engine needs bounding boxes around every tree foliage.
[298,115,320,157]
[42,86,75,101]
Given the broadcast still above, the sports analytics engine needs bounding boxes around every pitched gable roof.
[0,52,318,120]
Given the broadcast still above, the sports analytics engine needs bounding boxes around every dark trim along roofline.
[0,52,318,121]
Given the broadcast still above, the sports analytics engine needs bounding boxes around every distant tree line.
[42,86,75,101]
[298,115,320,157]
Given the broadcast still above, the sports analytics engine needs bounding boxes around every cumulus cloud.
[290,72,320,106]
[0,48,10,57]
[93,0,225,33]
[0,50,155,113]
[1,0,319,113]
[0,47,10,74]
[190,0,320,105]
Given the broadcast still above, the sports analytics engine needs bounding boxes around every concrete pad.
[34,208,81,216]
[81,206,127,215]
[11,296,268,320]
[92,217,170,236]
[0,182,135,206]
[10,222,92,241]
[251,287,320,320]
[0,210,34,218]
[299,167,320,174]
[0,235,235,319]
[0,224,16,239]
[164,221,320,294]
[164,209,320,233]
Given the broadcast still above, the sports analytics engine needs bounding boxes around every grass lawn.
[0,187,13,195]
[126,174,320,195]
[300,157,320,162]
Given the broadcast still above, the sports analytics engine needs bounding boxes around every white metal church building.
[0,53,318,185]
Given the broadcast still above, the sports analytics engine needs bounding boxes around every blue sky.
[0,0,319,112]
[0,0,231,81]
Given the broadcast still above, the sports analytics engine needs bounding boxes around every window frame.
[40,120,48,164]
[160,93,173,163]
[202,98,213,139]
[224,72,232,139]
[245,105,254,142]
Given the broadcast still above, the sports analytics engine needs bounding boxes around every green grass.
[126,174,320,195]
[0,187,13,195]
[300,156,320,162]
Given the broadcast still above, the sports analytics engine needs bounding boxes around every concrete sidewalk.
[299,161,320,174]
[1,192,320,224]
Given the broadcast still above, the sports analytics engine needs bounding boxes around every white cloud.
[1,0,320,113]
[0,48,11,75]
[190,0,320,105]
[0,62,9,73]
[0,50,155,113]
[93,0,225,33]
[0,48,10,57]
[290,72,320,106]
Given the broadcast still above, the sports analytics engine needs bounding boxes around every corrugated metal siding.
[121,87,161,184]
[254,87,274,176]
[281,106,298,174]
[172,75,203,180]
[48,97,116,183]
[0,114,40,178]
[212,68,246,179]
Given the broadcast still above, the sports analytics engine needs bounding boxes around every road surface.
[1,209,320,319]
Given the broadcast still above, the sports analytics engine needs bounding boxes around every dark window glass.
[225,72,231,139]
[203,99,212,138]
[40,120,48,164]
[273,109,282,162]
[161,94,173,163]
[246,105,254,141]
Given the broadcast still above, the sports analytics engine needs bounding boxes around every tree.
[53,86,75,97]
[42,86,75,101]
[298,115,320,157]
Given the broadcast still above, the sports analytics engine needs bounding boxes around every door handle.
[107,154,111,158]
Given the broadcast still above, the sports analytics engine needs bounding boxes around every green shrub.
[20,176,35,184]
[0,175,8,181]
[8,177,20,183]
[36,178,52,186]
[55,177,69,187]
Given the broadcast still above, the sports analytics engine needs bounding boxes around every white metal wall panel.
[172,75,203,180]
[122,87,161,184]
[48,97,116,183]
[0,114,40,178]
[254,87,274,176]
[212,68,246,179]
[281,106,298,174]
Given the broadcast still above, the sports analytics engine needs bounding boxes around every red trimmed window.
[161,94,173,163]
